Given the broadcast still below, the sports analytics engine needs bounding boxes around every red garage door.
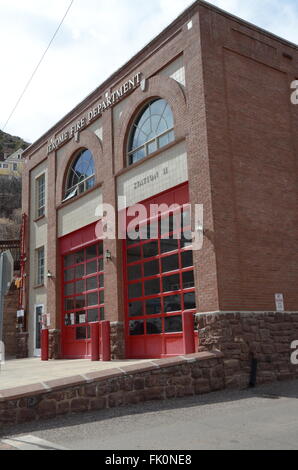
[60,223,105,359]
[124,184,197,359]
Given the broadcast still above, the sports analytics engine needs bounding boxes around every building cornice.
[23,0,297,159]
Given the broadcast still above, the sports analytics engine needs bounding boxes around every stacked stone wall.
[198,312,298,387]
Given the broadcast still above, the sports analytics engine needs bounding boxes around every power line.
[2,0,75,132]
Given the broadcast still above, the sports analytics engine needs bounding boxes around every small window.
[36,174,45,218]
[64,149,95,201]
[128,99,175,165]
[36,247,45,286]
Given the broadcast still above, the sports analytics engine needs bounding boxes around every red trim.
[59,220,103,255]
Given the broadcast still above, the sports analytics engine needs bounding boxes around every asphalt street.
[0,380,297,451]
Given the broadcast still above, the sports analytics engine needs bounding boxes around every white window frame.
[63,175,94,203]
[127,99,175,167]
[36,246,45,286]
[128,128,174,166]
[63,150,95,203]
[36,173,46,219]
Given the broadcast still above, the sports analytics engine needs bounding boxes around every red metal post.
[90,322,100,361]
[41,329,49,361]
[101,321,111,362]
[182,312,195,355]
[19,214,27,328]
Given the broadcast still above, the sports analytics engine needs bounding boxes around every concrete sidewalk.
[0,358,150,391]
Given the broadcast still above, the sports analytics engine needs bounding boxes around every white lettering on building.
[47,72,142,154]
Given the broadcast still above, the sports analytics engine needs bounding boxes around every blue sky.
[0,0,297,143]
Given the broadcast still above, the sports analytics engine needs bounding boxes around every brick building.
[21,0,298,361]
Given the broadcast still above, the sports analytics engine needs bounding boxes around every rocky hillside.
[0,129,29,239]
[0,176,22,239]
[0,129,30,160]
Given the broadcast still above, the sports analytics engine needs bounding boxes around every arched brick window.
[64,149,95,201]
[128,99,175,166]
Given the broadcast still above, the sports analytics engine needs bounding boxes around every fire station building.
[21,0,298,360]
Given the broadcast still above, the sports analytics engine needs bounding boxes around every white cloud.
[0,0,297,143]
[211,0,298,43]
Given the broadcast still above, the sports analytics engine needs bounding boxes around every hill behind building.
[0,130,29,239]
[0,129,30,160]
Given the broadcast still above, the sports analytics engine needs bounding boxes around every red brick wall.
[198,5,298,311]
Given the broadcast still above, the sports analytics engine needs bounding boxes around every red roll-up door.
[60,223,105,359]
[124,183,198,359]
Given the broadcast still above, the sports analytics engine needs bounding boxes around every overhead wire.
[2,0,75,132]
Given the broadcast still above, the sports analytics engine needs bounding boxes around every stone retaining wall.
[1,313,298,427]
[0,352,226,427]
[198,312,298,388]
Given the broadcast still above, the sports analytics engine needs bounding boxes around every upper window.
[128,99,175,166]
[36,174,45,219]
[64,149,95,201]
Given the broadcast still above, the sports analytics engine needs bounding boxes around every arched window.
[128,99,175,165]
[64,149,95,201]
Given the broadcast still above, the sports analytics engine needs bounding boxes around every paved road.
[1,380,298,451]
